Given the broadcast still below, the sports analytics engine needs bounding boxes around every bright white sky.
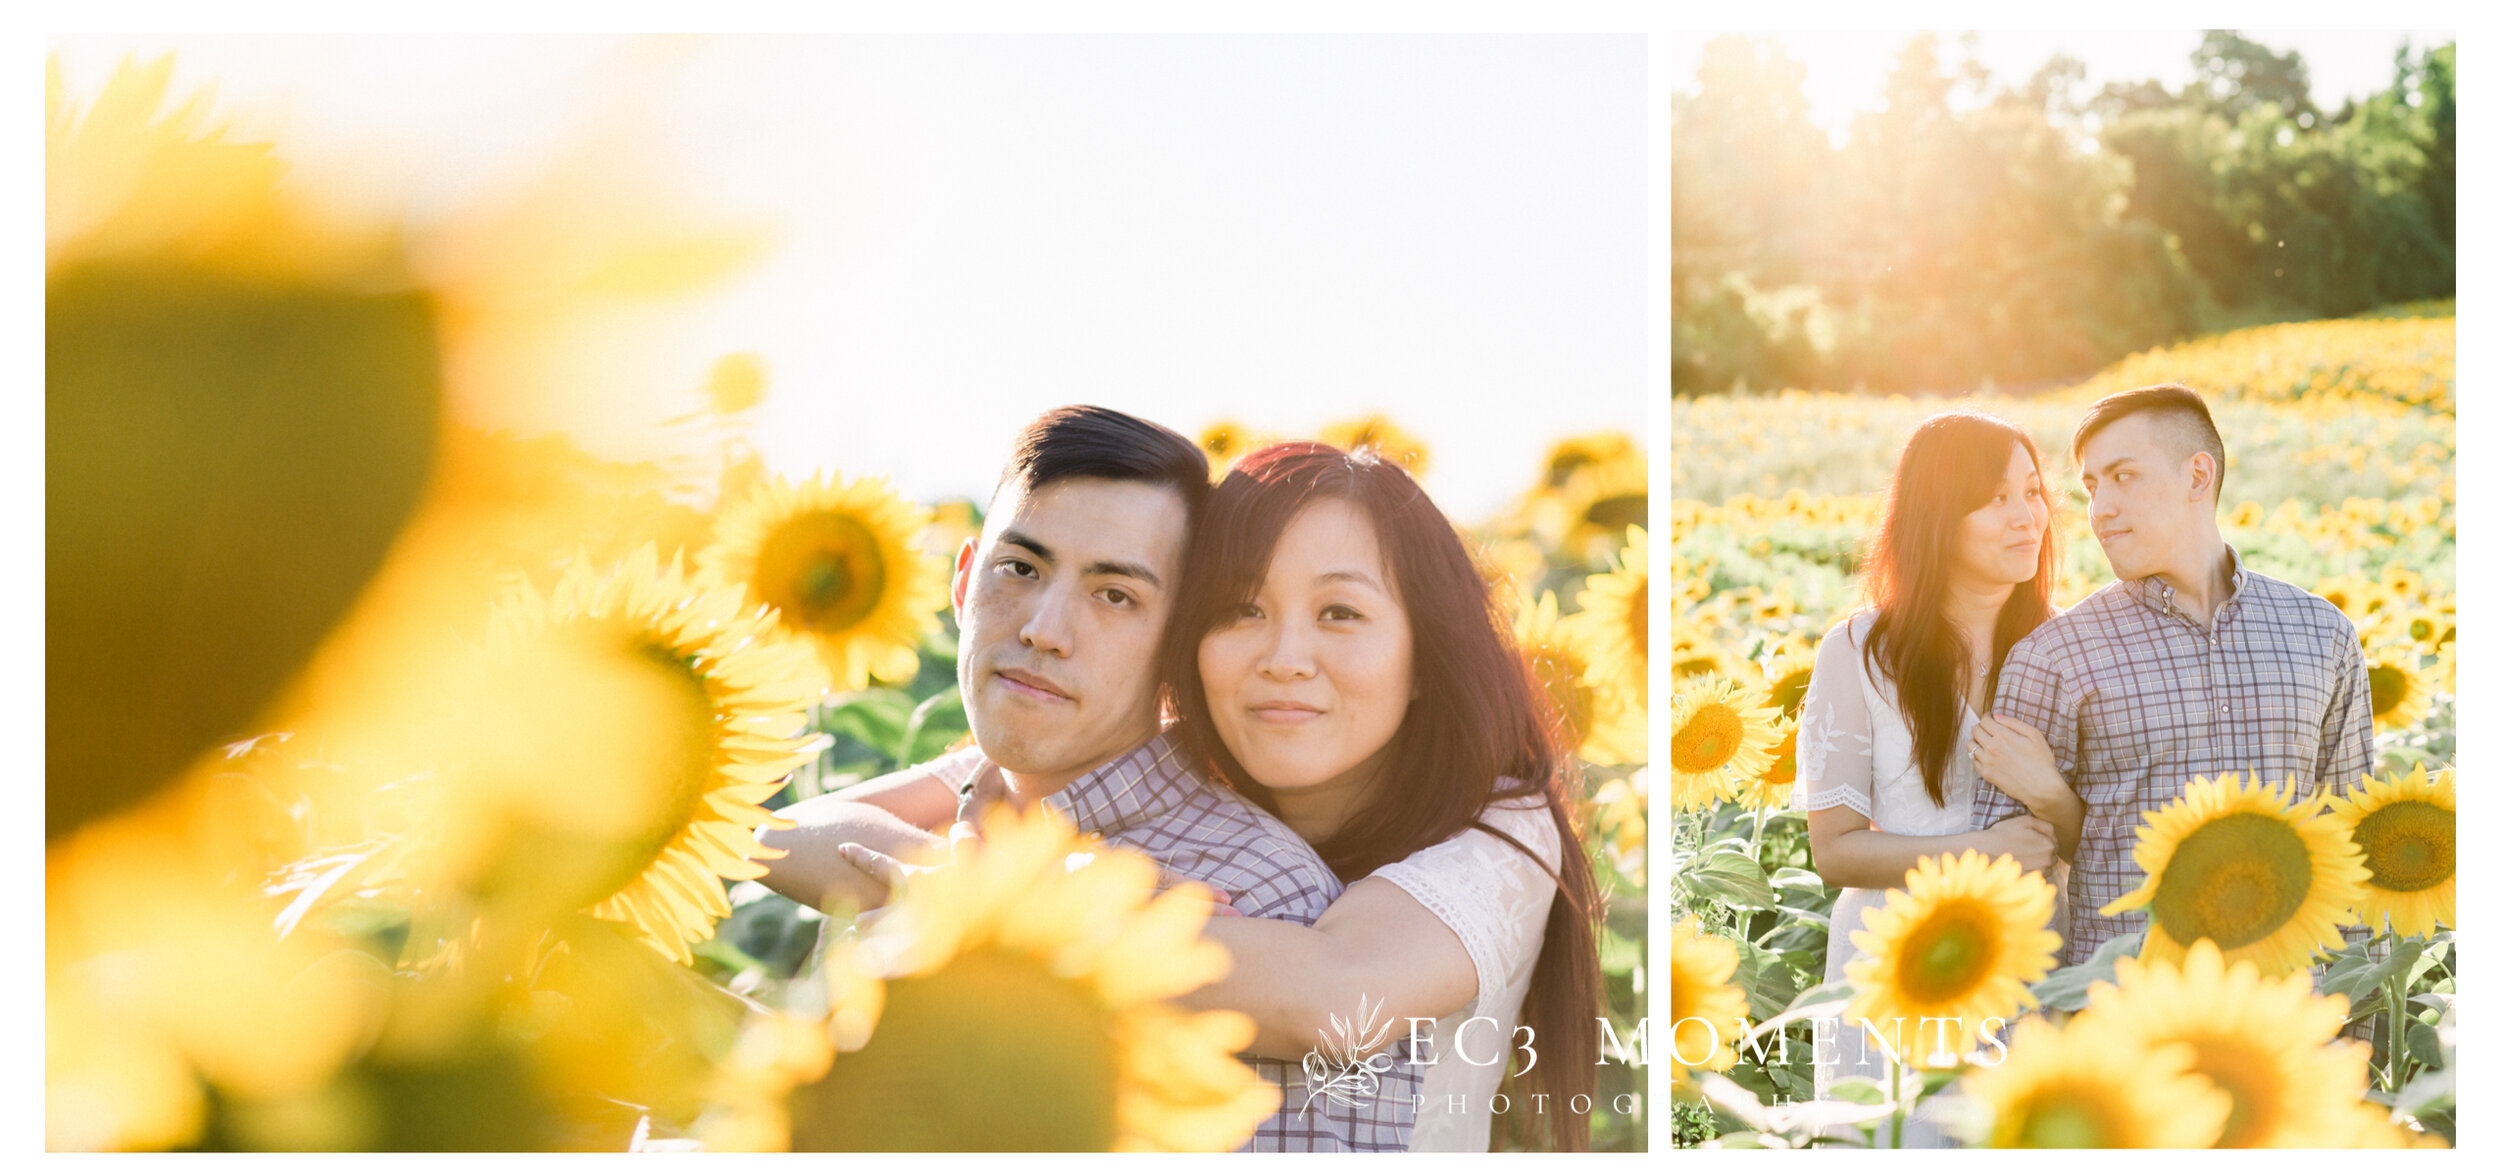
[1670,29,2454,145]
[49,34,1646,523]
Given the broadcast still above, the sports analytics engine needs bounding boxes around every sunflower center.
[1585,494,1648,530]
[1673,655,1719,677]
[790,948,1118,1151]
[2150,813,2312,950]
[2353,800,2455,892]
[2016,1087,2118,1148]
[2369,664,2415,718]
[757,511,889,631]
[1769,669,1813,718]
[1761,729,1798,787]
[2181,1035,2281,1148]
[1895,899,1999,1004]
[1672,703,1743,773]
[606,641,724,877]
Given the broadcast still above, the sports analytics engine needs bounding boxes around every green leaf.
[2028,931,2141,1011]
[1769,867,1826,892]
[1735,937,1801,1022]
[2325,936,2425,1004]
[1680,852,1778,911]
[825,690,915,761]
[1826,1077,1888,1106]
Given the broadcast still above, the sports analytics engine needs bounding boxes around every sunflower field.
[1667,309,2457,1148]
[46,59,1651,1153]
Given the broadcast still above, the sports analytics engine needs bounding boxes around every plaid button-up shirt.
[935,733,1420,1152]
[1970,551,2376,968]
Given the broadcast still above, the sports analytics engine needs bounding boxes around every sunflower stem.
[1887,1051,1905,1149]
[2381,951,2411,1091]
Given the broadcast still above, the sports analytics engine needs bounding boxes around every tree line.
[1671,32,2456,395]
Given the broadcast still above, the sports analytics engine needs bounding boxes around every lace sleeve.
[1368,798,1563,1016]
[1795,619,1876,818]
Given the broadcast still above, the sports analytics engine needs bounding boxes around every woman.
[1794,411,2078,1146]
[1158,441,1605,1152]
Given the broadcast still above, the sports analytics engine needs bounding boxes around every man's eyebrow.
[1085,559,1163,589]
[996,529,1054,563]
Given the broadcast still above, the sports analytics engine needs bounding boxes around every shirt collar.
[2126,544,2246,619]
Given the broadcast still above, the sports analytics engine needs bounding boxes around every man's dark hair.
[2071,383,2228,507]
[995,404,1210,524]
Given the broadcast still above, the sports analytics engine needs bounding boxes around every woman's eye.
[1232,602,1264,620]
[1321,604,1363,622]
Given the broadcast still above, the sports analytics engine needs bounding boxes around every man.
[1968,384,2376,968]
[759,405,1417,1151]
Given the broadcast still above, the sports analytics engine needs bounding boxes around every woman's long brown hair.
[1858,411,2061,806]
[1162,441,1604,1150]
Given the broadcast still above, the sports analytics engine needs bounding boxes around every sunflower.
[1732,717,1799,810]
[2365,651,2431,732]
[747,802,1275,1152]
[1757,647,1817,719]
[1667,675,1781,811]
[460,545,822,963]
[2320,764,2455,937]
[1842,850,2061,1064]
[700,472,948,692]
[1668,630,1734,682]
[1574,524,1649,705]
[1669,916,1746,1090]
[1538,431,1641,489]
[1513,591,1645,766]
[1196,420,1274,477]
[2100,773,2369,977]
[702,351,770,416]
[1956,1016,2231,1148]
[2076,939,2376,1147]
[1317,414,1430,477]
[1537,450,1647,563]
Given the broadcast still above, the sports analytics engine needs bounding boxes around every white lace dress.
[1791,612,2066,1147]
[1369,795,1562,1151]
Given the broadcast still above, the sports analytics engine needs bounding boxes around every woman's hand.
[1971,715,2071,815]
[1975,814,2057,875]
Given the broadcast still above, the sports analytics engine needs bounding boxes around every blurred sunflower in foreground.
[2075,940,2386,1148]
[700,473,948,692]
[1957,1016,2232,1148]
[1668,916,1744,1091]
[429,545,822,963]
[705,804,1276,1152]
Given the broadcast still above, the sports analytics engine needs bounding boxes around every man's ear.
[2187,450,2219,502]
[951,536,978,614]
